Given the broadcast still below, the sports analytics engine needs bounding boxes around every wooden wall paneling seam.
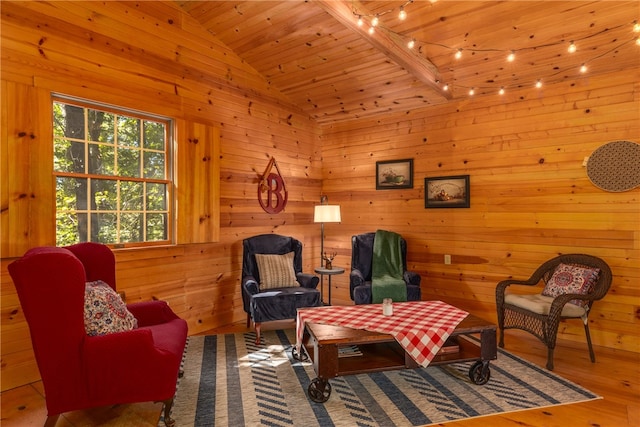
[0,2,284,108]
[0,83,54,258]
[24,1,261,79]
[176,120,220,244]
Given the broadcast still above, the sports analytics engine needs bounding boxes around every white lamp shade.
[314,205,341,223]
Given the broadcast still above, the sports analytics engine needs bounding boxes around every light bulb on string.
[399,7,407,20]
[343,9,633,98]
[469,88,475,96]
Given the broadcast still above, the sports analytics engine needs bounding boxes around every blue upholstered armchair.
[242,234,320,343]
[350,232,422,305]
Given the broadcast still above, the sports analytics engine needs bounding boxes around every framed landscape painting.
[376,159,413,190]
[425,175,470,208]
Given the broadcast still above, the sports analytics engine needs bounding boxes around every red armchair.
[8,243,188,427]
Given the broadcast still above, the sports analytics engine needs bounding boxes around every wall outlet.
[444,254,451,265]
[582,156,589,167]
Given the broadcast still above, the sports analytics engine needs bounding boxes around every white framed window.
[53,96,173,247]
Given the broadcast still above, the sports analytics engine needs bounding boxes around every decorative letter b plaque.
[258,157,288,214]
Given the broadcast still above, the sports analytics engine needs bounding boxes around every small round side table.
[314,267,345,305]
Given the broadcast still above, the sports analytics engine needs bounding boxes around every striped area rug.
[161,330,599,426]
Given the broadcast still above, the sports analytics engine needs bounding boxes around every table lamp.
[314,197,341,268]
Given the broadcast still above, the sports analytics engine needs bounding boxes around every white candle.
[382,298,393,316]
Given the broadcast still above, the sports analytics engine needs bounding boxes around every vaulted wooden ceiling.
[178,1,639,125]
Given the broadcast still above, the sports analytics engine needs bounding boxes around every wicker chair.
[496,254,612,370]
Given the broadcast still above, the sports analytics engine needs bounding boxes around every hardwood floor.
[2,322,638,427]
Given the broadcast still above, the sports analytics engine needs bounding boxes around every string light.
[399,6,407,20]
[348,4,638,98]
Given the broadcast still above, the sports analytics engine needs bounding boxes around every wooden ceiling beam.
[315,0,451,100]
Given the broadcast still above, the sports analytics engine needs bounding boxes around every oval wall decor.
[586,140,640,192]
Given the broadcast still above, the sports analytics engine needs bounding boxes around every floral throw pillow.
[541,263,600,307]
[84,280,138,336]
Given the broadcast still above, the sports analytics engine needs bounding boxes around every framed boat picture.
[425,175,470,208]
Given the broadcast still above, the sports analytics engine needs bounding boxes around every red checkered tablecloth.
[296,300,468,367]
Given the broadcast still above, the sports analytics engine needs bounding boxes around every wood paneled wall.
[1,1,638,393]
[319,70,640,355]
[0,1,322,392]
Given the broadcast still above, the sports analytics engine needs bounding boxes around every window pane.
[56,212,86,246]
[53,139,71,172]
[146,183,167,211]
[118,147,140,177]
[54,139,86,173]
[120,213,143,242]
[92,213,117,244]
[88,110,114,143]
[53,102,67,138]
[88,143,115,175]
[120,181,143,211]
[146,213,167,241]
[144,151,165,179]
[144,120,165,150]
[91,179,117,210]
[117,116,141,148]
[57,176,88,210]
[60,104,86,140]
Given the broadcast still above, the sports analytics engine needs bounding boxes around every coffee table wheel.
[469,360,491,385]
[291,345,308,362]
[308,378,331,403]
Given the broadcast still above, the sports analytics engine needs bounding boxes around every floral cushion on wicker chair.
[541,263,600,307]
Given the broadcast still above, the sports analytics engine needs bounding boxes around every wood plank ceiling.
[179,1,640,125]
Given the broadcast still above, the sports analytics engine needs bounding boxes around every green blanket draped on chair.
[371,229,407,303]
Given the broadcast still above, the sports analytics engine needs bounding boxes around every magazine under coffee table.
[293,313,497,402]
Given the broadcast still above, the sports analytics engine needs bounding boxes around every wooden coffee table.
[293,313,497,402]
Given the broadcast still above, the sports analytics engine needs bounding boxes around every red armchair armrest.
[127,300,180,327]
